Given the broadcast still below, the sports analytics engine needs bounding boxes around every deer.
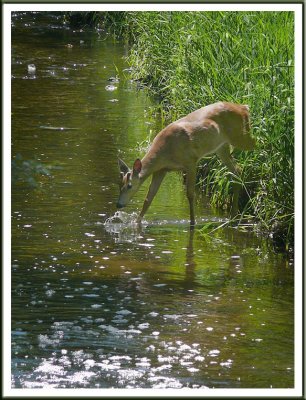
[117,101,256,226]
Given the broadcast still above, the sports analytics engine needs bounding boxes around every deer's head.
[117,158,142,209]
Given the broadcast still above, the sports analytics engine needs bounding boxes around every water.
[11,12,294,390]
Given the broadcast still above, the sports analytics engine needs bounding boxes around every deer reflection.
[182,227,198,290]
[104,216,199,288]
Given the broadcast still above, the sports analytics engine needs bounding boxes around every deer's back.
[180,102,250,133]
[148,102,252,170]
[176,101,252,151]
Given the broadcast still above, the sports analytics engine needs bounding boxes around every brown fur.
[117,102,256,224]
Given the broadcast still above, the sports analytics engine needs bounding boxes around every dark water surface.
[11,12,294,389]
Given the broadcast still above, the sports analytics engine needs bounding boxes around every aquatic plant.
[12,153,60,188]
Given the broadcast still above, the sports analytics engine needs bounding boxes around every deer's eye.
[127,183,132,189]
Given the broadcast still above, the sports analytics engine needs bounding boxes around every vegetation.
[68,11,295,249]
[12,154,60,189]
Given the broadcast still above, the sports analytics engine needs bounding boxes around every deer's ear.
[132,159,142,176]
[118,158,130,175]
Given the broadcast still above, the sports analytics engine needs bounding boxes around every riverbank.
[68,11,294,249]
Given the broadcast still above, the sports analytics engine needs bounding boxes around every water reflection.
[11,12,294,390]
[184,228,197,287]
[12,219,294,389]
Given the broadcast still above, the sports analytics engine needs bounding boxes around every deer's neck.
[139,149,163,183]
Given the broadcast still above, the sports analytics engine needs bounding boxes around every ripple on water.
[117,369,145,386]
[35,361,66,376]
[208,349,220,357]
[91,304,102,309]
[147,376,183,389]
[135,357,151,368]
[23,317,213,389]
[137,322,150,330]
[112,316,129,325]
[70,371,96,385]
[38,334,61,348]
[115,309,133,316]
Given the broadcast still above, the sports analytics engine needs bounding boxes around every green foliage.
[12,154,60,189]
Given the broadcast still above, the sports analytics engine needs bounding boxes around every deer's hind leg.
[216,144,241,216]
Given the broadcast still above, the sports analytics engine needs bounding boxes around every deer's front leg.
[186,169,197,226]
[137,170,166,223]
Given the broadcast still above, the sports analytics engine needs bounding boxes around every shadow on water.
[10,12,294,390]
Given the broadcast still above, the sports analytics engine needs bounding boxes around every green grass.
[71,11,295,249]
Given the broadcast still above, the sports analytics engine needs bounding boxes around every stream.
[11,12,294,389]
